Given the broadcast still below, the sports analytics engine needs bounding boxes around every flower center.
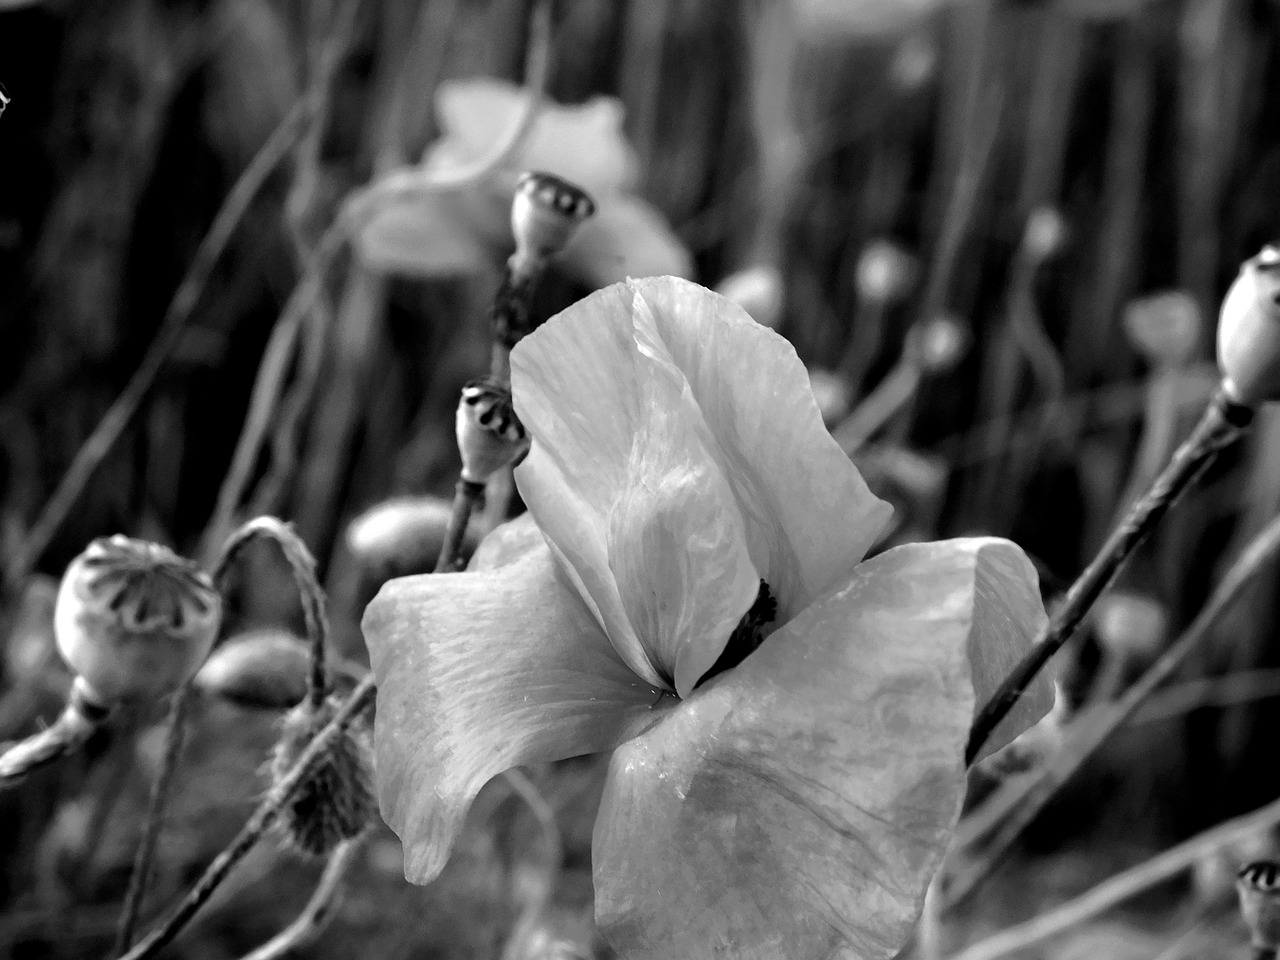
[696,579,777,689]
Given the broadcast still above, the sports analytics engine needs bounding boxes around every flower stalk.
[0,676,112,783]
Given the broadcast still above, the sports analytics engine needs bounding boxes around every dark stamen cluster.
[696,580,777,689]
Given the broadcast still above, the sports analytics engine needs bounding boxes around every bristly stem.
[965,384,1254,764]
[436,479,487,573]
[116,674,376,960]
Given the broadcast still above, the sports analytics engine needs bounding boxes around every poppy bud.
[855,240,916,307]
[346,495,481,579]
[1238,861,1280,955]
[511,171,595,270]
[1022,207,1067,263]
[910,313,970,375]
[54,536,221,705]
[715,265,784,329]
[1218,246,1280,404]
[195,628,310,710]
[456,379,529,484]
[271,695,375,857]
[1093,591,1168,664]
[1124,291,1201,369]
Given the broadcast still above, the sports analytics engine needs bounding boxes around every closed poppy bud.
[1022,207,1067,262]
[1218,246,1280,404]
[54,536,221,705]
[194,628,310,710]
[1238,861,1280,954]
[511,171,595,266]
[911,313,970,374]
[456,379,529,484]
[346,495,482,579]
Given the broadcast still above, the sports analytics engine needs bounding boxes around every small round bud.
[890,33,938,93]
[855,240,917,306]
[346,495,482,579]
[1238,861,1280,952]
[271,695,375,857]
[1022,207,1067,262]
[194,628,310,710]
[511,171,595,264]
[1218,246,1280,404]
[1093,591,1168,663]
[910,313,970,374]
[456,379,529,484]
[807,367,851,427]
[1124,291,1201,369]
[54,536,221,705]
[715,265,784,328]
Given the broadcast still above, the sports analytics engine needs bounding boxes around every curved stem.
[965,384,1254,763]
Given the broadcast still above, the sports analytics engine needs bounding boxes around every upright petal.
[625,277,893,620]
[363,540,673,884]
[512,283,760,692]
[591,537,1049,960]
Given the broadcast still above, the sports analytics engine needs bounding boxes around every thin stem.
[116,674,376,960]
[113,691,192,954]
[3,100,309,593]
[831,360,921,454]
[237,835,365,960]
[946,509,1280,908]
[436,480,486,573]
[0,679,112,785]
[965,384,1254,763]
[942,793,1280,960]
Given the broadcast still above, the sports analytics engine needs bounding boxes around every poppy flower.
[362,277,1053,959]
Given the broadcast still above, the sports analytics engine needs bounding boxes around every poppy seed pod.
[1218,246,1280,404]
[511,171,595,268]
[456,379,529,484]
[54,536,221,705]
[1238,861,1280,953]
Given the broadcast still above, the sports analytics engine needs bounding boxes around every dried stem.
[965,385,1254,763]
[943,792,1280,960]
[947,509,1280,908]
[3,100,309,593]
[116,674,375,960]
[237,835,365,960]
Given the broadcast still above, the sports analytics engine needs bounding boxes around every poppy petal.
[622,277,893,620]
[362,539,673,884]
[591,537,1048,960]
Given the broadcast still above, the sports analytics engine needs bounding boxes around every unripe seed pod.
[1238,861,1280,953]
[1218,246,1280,404]
[511,171,595,266]
[54,536,221,705]
[346,495,482,579]
[271,695,375,857]
[456,379,529,484]
[194,628,310,710]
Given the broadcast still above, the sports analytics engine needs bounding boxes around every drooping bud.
[1022,207,1068,263]
[855,239,917,307]
[271,695,375,857]
[716,265,784,329]
[1238,861,1280,956]
[345,495,482,579]
[1124,290,1201,369]
[910,313,970,375]
[1218,245,1280,404]
[511,171,595,268]
[54,536,221,705]
[456,379,529,484]
[1093,591,1168,664]
[194,628,310,710]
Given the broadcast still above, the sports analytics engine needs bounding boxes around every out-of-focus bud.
[1238,861,1280,955]
[855,239,917,306]
[1218,245,1280,404]
[715,264,784,329]
[194,628,310,710]
[456,379,529,484]
[346,495,482,579]
[1124,291,1201,369]
[807,367,852,427]
[1022,207,1068,263]
[54,536,221,706]
[1093,591,1168,664]
[890,33,938,92]
[910,313,970,375]
[511,171,595,267]
[271,695,375,857]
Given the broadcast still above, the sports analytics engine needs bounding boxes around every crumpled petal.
[560,193,695,286]
[588,278,893,621]
[592,538,1016,960]
[363,539,674,883]
[511,285,760,692]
